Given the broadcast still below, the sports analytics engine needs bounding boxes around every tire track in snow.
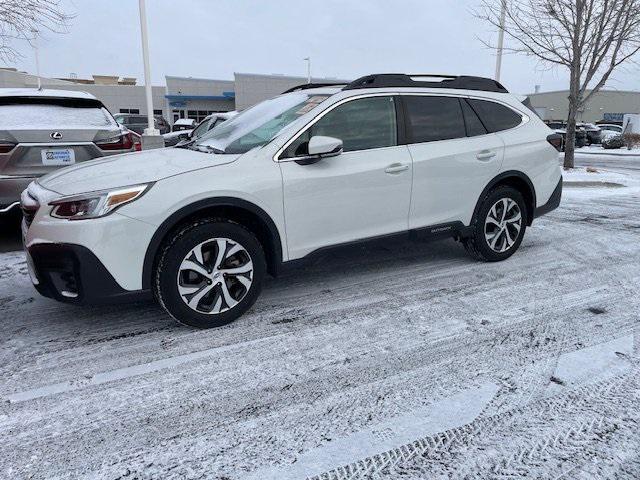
[311,356,639,480]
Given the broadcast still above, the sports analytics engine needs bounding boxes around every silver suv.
[0,88,136,215]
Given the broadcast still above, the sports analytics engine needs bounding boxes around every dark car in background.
[545,121,588,150]
[0,88,137,215]
[113,113,170,135]
[577,123,601,145]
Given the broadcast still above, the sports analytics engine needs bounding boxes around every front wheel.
[463,186,527,262]
[153,219,266,328]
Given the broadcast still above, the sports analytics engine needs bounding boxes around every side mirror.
[296,135,343,165]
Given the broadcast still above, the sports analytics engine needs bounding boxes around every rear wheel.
[463,186,527,262]
[154,219,266,328]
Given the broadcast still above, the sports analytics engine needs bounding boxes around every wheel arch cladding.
[474,171,536,226]
[142,198,283,289]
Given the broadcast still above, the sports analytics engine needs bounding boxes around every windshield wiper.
[187,144,225,154]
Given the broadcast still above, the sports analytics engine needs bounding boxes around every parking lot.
[0,153,638,479]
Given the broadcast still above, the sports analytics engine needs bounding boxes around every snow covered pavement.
[1,167,639,479]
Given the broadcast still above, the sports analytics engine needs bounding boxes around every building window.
[172,109,185,123]
[119,108,140,114]
[186,110,226,123]
[153,109,163,116]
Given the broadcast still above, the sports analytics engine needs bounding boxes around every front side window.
[404,96,466,143]
[282,96,398,158]
[468,99,523,133]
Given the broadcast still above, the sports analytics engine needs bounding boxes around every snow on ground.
[562,165,633,186]
[577,145,640,156]
[1,163,639,479]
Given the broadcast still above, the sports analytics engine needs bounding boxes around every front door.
[279,95,413,259]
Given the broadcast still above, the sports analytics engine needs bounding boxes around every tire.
[153,218,266,328]
[463,186,527,262]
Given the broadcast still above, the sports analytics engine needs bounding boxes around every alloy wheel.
[176,238,253,314]
[484,198,522,253]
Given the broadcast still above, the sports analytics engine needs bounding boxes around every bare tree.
[0,0,72,62]
[477,0,640,168]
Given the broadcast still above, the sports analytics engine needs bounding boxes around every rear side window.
[404,96,466,143]
[0,103,115,129]
[467,99,523,133]
[461,99,487,137]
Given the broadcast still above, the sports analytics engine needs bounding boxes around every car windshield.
[191,118,212,138]
[194,93,330,154]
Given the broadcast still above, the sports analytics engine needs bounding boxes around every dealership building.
[6,67,635,127]
[527,88,640,124]
[0,67,345,125]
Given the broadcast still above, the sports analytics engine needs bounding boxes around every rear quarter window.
[467,99,523,133]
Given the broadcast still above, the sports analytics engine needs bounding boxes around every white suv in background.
[22,74,562,328]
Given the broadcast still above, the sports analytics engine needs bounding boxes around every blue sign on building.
[603,112,631,122]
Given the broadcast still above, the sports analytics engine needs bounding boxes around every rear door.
[404,95,504,228]
[0,97,122,178]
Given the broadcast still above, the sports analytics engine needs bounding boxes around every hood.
[38,147,240,195]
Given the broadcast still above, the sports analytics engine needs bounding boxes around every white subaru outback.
[21,74,562,328]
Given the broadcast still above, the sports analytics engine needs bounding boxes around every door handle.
[476,150,497,161]
[385,163,409,174]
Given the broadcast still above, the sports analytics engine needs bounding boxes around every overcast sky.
[5,0,640,95]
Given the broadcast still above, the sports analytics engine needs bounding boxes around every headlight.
[49,183,152,220]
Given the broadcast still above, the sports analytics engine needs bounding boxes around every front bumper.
[27,243,150,305]
[23,190,158,293]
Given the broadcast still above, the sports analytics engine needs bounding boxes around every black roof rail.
[343,74,508,93]
[282,82,348,94]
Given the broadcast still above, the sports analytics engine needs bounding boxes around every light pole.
[138,0,162,148]
[304,57,311,84]
[495,0,507,82]
[31,29,42,90]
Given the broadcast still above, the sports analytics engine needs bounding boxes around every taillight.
[546,133,563,152]
[96,132,134,151]
[0,141,16,154]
